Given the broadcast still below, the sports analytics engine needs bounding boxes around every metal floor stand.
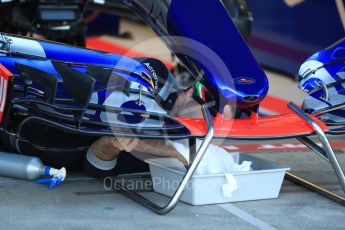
[114,105,214,215]
[288,102,345,192]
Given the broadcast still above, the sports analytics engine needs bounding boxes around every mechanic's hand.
[114,137,140,152]
[170,87,203,118]
[223,105,233,119]
[133,139,189,166]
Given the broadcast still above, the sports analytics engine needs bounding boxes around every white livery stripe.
[5,35,46,58]
[93,0,105,4]
[0,77,3,111]
[0,79,7,112]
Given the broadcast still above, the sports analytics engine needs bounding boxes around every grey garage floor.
[0,138,344,230]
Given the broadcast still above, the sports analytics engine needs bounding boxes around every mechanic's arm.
[91,137,139,161]
[91,137,188,165]
[132,139,188,165]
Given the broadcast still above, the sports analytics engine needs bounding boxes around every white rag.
[168,140,252,175]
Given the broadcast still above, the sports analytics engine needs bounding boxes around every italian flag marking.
[196,81,206,101]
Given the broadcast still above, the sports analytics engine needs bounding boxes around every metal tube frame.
[297,136,330,162]
[288,102,345,192]
[113,105,214,215]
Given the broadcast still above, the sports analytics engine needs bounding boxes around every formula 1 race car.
[0,0,344,214]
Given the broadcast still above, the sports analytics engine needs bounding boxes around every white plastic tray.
[146,153,290,205]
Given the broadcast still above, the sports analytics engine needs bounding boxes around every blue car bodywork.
[1,0,269,112]
[2,0,344,169]
[299,38,345,124]
[0,0,269,168]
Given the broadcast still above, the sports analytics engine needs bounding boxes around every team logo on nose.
[233,77,256,84]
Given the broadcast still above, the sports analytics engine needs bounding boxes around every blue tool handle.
[37,178,52,184]
[37,177,62,189]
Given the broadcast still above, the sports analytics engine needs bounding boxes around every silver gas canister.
[0,151,66,188]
